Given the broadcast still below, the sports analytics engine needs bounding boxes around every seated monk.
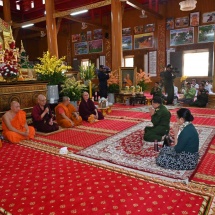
[2,101,35,143]
[55,96,82,128]
[123,74,133,87]
[32,94,59,133]
[79,91,104,122]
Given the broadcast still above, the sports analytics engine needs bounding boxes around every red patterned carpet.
[77,122,215,182]
[0,143,211,215]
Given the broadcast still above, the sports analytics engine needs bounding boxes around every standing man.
[160,64,176,105]
[32,94,59,133]
[2,101,35,143]
[98,65,110,98]
[143,96,171,142]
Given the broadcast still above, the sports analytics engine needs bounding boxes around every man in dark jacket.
[143,96,171,142]
[189,83,209,107]
[98,65,110,98]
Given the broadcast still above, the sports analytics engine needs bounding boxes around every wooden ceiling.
[0,0,168,23]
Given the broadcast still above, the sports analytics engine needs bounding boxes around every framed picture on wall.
[144,24,155,33]
[88,39,103,53]
[122,27,131,36]
[119,67,137,90]
[87,31,92,41]
[74,42,88,55]
[175,16,189,28]
[122,36,132,51]
[72,34,80,42]
[134,33,154,49]
[166,17,174,30]
[190,12,200,26]
[93,29,103,40]
[170,27,194,46]
[198,24,215,43]
[202,11,215,23]
[134,25,144,34]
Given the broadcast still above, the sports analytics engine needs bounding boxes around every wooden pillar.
[3,0,11,23]
[111,0,122,72]
[207,28,215,108]
[45,0,58,58]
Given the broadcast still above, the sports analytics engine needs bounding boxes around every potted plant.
[61,76,86,107]
[79,63,96,82]
[107,83,120,104]
[136,69,151,92]
[34,51,71,103]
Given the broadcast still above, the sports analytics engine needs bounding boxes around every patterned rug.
[132,105,178,112]
[77,122,215,182]
[0,142,212,215]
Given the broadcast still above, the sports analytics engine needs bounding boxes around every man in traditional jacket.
[143,96,171,142]
[189,83,209,107]
[55,96,82,128]
[79,91,104,122]
[2,101,35,143]
[32,94,59,133]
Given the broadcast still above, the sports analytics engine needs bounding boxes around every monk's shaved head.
[10,101,20,113]
[62,96,70,102]
[11,101,19,108]
[38,94,46,101]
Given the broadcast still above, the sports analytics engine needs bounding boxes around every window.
[183,49,209,77]
[124,56,134,67]
[81,59,89,69]
[0,0,3,6]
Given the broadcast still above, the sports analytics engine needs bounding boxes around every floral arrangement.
[79,63,96,81]
[61,77,86,101]
[136,69,151,91]
[34,51,71,85]
[0,63,19,79]
[180,75,187,82]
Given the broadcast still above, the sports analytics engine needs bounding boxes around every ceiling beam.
[53,0,111,18]
[126,0,163,19]
[64,15,108,30]
[12,17,46,29]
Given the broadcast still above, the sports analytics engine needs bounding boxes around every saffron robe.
[2,110,35,144]
[32,104,59,133]
[79,99,104,121]
[55,103,82,128]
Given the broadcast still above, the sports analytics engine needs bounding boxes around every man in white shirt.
[191,79,199,96]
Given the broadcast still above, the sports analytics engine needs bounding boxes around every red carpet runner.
[0,143,211,215]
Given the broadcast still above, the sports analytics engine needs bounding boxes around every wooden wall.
[18,0,215,89]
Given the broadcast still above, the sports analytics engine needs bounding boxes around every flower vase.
[4,76,18,82]
[47,85,59,103]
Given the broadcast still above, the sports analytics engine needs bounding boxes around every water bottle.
[173,98,177,105]
[154,139,158,152]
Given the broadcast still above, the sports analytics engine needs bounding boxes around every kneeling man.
[143,96,171,142]
[55,96,82,128]
[32,94,59,133]
[2,101,35,143]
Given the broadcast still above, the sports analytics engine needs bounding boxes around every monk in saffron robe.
[2,101,35,143]
[79,92,104,121]
[32,94,59,133]
[55,96,82,128]
[123,73,133,87]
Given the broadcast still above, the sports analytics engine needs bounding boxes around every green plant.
[61,77,87,101]
[79,64,96,81]
[137,80,149,91]
[34,51,71,85]
[108,83,120,93]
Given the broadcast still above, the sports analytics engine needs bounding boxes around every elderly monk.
[79,91,104,121]
[2,101,35,143]
[32,94,59,133]
[55,96,82,128]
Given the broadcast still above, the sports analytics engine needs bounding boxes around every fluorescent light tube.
[22,24,34,28]
[70,10,88,16]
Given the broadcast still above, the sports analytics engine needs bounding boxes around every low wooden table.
[98,105,113,116]
[129,95,146,105]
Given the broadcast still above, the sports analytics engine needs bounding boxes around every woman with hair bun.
[156,108,199,170]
